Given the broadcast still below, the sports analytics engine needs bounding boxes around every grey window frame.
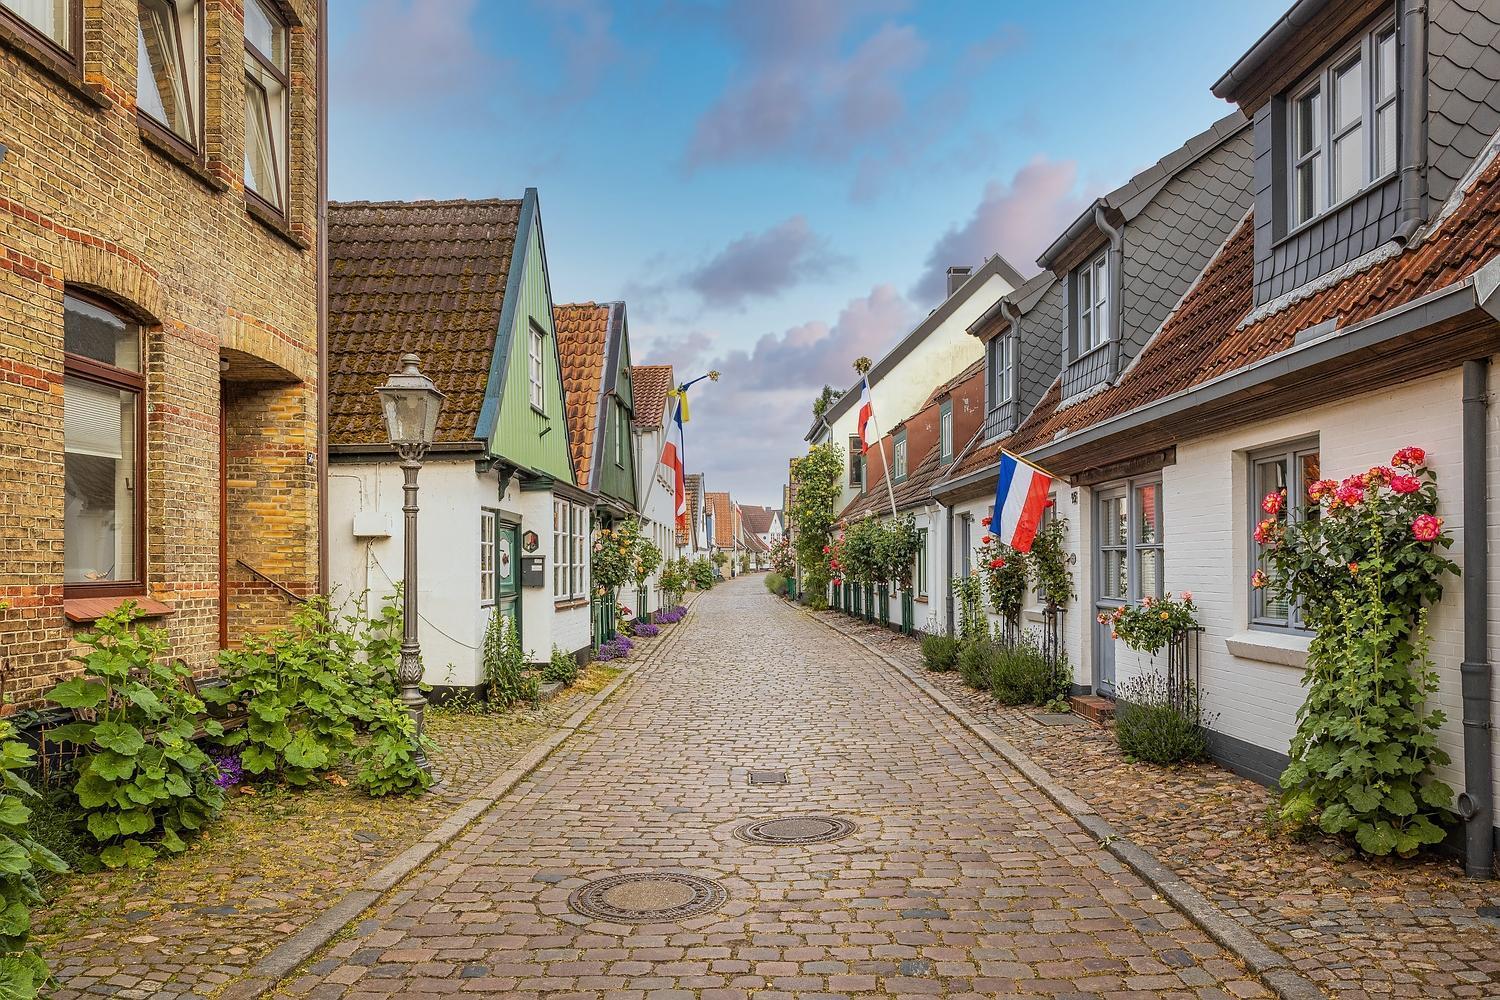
[1073,252,1110,358]
[1094,475,1163,608]
[1284,18,1399,232]
[915,527,929,598]
[892,430,907,482]
[939,400,953,463]
[847,434,863,487]
[1249,438,1321,631]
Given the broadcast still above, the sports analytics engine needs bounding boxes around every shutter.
[64,378,126,460]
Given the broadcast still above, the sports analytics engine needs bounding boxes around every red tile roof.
[632,364,675,428]
[952,145,1500,482]
[327,199,522,446]
[921,357,985,409]
[706,492,736,547]
[679,473,703,547]
[554,302,612,489]
[739,504,778,535]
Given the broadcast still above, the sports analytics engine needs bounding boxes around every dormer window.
[987,333,1013,406]
[892,431,907,481]
[1287,21,1397,228]
[939,400,953,464]
[1075,252,1109,355]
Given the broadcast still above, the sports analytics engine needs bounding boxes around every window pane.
[65,379,137,583]
[1135,483,1159,544]
[1102,550,1126,600]
[243,70,283,210]
[1294,156,1322,224]
[1254,458,1290,621]
[1333,125,1364,202]
[1078,309,1093,352]
[65,296,140,371]
[1101,495,1126,546]
[1376,104,1396,177]
[1333,55,1363,132]
[1294,88,1321,157]
[1093,257,1109,344]
[137,0,195,142]
[1377,29,1397,101]
[1,0,68,47]
[1137,548,1162,600]
[243,0,285,68]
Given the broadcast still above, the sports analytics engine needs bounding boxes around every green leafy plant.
[953,574,986,640]
[0,718,66,996]
[543,646,579,686]
[658,557,690,605]
[689,556,716,590]
[47,606,223,868]
[789,442,846,609]
[1261,448,1458,856]
[976,527,1027,628]
[354,696,432,797]
[632,535,663,591]
[989,635,1071,707]
[1114,672,1211,765]
[876,514,923,589]
[957,638,996,690]
[1100,592,1199,655]
[920,633,960,672]
[481,609,531,709]
[1028,514,1074,608]
[764,571,787,596]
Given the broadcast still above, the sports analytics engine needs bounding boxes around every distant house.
[679,472,707,555]
[326,193,595,693]
[631,364,680,606]
[738,504,783,569]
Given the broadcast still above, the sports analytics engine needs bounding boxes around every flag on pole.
[661,394,688,528]
[856,377,874,454]
[992,450,1054,553]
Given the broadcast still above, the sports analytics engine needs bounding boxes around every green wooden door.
[496,519,520,647]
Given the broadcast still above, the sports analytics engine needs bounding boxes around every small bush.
[989,636,1070,707]
[957,639,996,690]
[765,572,787,596]
[689,557,716,591]
[1114,672,1212,765]
[543,647,579,686]
[481,609,530,709]
[920,634,960,672]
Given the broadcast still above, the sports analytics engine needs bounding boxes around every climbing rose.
[1261,491,1284,516]
[1181,591,1193,602]
[1412,514,1443,542]
[1365,465,1394,485]
[989,557,1005,569]
[1251,569,1267,589]
[981,515,992,526]
[1253,519,1276,544]
[1393,445,1427,468]
[1159,611,1170,621]
[1390,474,1422,494]
[1348,562,1359,575]
[1333,478,1365,507]
[1307,479,1337,501]
[981,535,992,545]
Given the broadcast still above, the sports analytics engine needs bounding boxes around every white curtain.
[2,0,67,46]
[64,378,124,460]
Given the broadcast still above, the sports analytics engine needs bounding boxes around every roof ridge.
[330,197,524,210]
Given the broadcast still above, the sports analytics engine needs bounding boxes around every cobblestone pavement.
[816,610,1500,1000]
[276,577,1269,999]
[37,662,625,999]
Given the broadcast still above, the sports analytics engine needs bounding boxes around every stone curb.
[800,608,1328,1000]
[222,595,704,999]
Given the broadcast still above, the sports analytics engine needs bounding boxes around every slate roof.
[1428,0,1500,208]
[632,365,675,428]
[554,302,613,489]
[951,139,1500,482]
[327,199,522,447]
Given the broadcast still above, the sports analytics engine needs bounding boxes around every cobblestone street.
[277,576,1270,999]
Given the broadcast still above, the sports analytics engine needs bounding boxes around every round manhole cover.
[734,815,857,845]
[568,873,727,923]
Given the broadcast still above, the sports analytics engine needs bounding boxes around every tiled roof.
[743,530,770,554]
[679,473,703,546]
[632,364,674,428]
[554,302,612,489]
[841,444,951,521]
[920,357,985,409]
[739,504,777,535]
[955,141,1500,482]
[706,492,736,547]
[327,199,522,446]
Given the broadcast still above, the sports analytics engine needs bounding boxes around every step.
[1069,695,1116,724]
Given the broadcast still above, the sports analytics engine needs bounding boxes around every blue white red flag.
[661,395,687,527]
[992,450,1053,553]
[857,377,874,454]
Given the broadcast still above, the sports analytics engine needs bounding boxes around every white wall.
[633,422,679,609]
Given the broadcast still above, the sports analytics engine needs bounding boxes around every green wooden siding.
[595,333,637,507]
[488,210,573,480]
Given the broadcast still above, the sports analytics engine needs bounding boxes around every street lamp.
[376,353,444,772]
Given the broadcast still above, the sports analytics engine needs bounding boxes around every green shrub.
[764,572,787,596]
[689,557,715,590]
[920,634,960,672]
[481,609,531,708]
[957,639,996,690]
[988,636,1071,707]
[543,646,579,686]
[0,718,66,995]
[1114,672,1211,765]
[46,605,223,869]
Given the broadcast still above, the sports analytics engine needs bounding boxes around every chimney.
[946,265,972,297]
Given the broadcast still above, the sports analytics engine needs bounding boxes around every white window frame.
[1249,439,1321,630]
[614,401,626,467]
[570,503,588,599]
[529,324,546,413]
[137,0,203,149]
[915,527,928,598]
[552,499,569,600]
[1286,19,1399,229]
[892,432,907,481]
[480,510,496,605]
[1076,252,1109,355]
[939,400,953,464]
[242,0,288,214]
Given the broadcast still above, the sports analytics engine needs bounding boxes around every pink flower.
[1307,479,1337,501]
[1390,474,1421,495]
[1364,465,1394,485]
[1181,591,1193,602]
[1261,491,1285,516]
[1111,630,1119,640]
[1251,570,1267,589]
[1393,445,1427,468]
[1253,519,1277,544]
[1412,514,1443,542]
[1333,482,1365,507]
[822,545,831,554]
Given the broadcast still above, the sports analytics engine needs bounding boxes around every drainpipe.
[1094,204,1125,380]
[1459,357,1493,878]
[1394,0,1429,244]
[943,500,956,636]
[315,0,330,594]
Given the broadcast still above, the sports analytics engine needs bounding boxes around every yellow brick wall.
[0,0,321,704]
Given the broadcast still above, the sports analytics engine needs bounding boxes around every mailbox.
[521,555,546,589]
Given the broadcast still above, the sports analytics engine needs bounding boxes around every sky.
[328,0,1287,508]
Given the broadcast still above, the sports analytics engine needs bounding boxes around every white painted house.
[631,364,682,606]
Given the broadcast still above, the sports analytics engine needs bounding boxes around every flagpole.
[862,377,899,519]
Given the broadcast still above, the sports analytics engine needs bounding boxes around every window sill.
[138,120,227,194]
[1225,630,1309,669]
[244,194,308,251]
[0,21,105,110]
[64,595,173,624]
[554,598,588,610]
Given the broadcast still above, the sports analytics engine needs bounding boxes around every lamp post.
[376,353,444,772]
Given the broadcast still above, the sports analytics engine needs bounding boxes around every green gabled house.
[327,189,597,696]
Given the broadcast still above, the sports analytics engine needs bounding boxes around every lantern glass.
[376,353,444,448]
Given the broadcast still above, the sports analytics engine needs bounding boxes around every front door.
[495,518,520,646]
[1094,486,1128,696]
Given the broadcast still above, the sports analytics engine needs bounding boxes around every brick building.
[0,0,326,704]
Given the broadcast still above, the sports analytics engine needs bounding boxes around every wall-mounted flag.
[992,450,1054,553]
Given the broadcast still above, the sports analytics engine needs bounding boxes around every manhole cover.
[734,815,856,845]
[568,873,727,923]
[748,769,788,785]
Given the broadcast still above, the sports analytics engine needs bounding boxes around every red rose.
[1253,519,1275,544]
[989,557,1005,569]
[1307,479,1337,501]
[981,535,992,545]
[981,515,992,526]
[1333,482,1365,507]
[1393,445,1427,468]
[1348,562,1359,575]
[1390,474,1421,494]
[1412,514,1443,542]
[1261,491,1284,516]
[822,545,830,554]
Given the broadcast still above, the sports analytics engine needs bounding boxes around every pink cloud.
[914,157,1096,303]
[337,0,503,109]
[685,216,842,308]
